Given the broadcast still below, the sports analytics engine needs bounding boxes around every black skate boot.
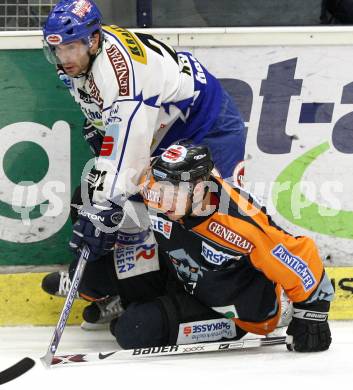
[81,296,124,330]
[42,271,123,330]
[41,271,80,298]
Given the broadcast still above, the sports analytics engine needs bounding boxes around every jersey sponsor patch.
[104,26,147,65]
[207,220,255,253]
[104,102,122,127]
[114,234,159,280]
[189,54,207,85]
[177,318,237,344]
[150,215,172,239]
[81,105,102,124]
[78,88,92,104]
[201,241,235,266]
[100,136,115,157]
[99,125,119,159]
[212,305,239,319]
[87,73,103,108]
[271,244,316,291]
[106,45,130,97]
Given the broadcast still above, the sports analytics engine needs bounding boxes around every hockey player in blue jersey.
[42,0,245,325]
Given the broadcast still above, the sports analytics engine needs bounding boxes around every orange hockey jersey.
[141,175,331,334]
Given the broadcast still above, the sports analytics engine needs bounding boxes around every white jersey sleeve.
[64,29,157,204]
[63,25,223,206]
[95,98,158,203]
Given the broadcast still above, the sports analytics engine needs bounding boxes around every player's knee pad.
[113,301,169,349]
[113,293,247,349]
[159,293,246,344]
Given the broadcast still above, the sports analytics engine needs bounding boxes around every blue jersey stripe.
[103,96,143,113]
[110,98,143,198]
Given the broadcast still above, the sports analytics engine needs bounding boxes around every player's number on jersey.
[88,169,107,192]
[191,57,207,84]
[135,33,179,65]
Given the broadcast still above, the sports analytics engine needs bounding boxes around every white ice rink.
[1,321,352,390]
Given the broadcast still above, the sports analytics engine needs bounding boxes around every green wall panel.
[0,50,91,266]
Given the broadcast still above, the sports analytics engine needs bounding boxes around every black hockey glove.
[69,205,124,262]
[113,198,152,246]
[286,300,331,352]
[82,119,103,157]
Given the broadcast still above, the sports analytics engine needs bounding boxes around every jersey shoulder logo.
[106,44,131,97]
[207,219,255,254]
[271,244,316,291]
[103,25,147,65]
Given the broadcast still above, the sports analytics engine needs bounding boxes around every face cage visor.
[43,38,91,65]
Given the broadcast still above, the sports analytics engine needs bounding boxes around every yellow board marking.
[0,273,87,326]
[0,267,352,325]
[326,267,353,320]
[103,25,147,65]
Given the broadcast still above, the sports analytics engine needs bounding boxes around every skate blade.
[80,321,110,331]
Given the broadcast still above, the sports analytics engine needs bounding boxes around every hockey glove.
[115,199,152,246]
[286,300,331,352]
[82,119,103,157]
[69,205,124,262]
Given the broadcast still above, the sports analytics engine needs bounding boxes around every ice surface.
[0,321,352,390]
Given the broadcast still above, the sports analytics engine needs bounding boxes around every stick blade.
[0,357,35,385]
[40,352,54,368]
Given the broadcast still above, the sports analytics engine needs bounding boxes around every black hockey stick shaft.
[0,358,35,385]
[40,246,90,367]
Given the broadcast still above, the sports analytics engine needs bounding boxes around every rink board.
[1,30,353,268]
[0,272,87,326]
[0,267,351,326]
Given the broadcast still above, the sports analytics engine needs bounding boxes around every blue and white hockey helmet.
[43,0,102,48]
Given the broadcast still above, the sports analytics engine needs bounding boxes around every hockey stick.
[41,246,90,368]
[0,358,35,385]
[0,246,89,382]
[51,336,286,367]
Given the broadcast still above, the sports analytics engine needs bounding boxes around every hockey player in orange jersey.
[115,140,334,352]
[42,140,334,351]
